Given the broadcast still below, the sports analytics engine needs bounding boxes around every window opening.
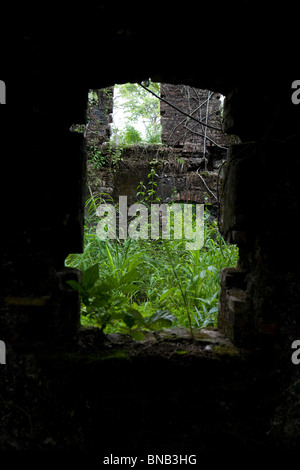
[66,82,239,342]
[111,82,162,145]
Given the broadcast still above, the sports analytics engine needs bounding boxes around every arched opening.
[65,80,240,346]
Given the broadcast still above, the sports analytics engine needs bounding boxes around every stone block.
[219,143,261,241]
[228,291,252,316]
[220,267,246,290]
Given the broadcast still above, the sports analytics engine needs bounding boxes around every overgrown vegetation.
[73,83,162,173]
[65,196,238,339]
[111,82,162,146]
[90,143,124,172]
[66,82,238,339]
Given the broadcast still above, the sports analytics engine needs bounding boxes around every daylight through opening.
[66,81,239,339]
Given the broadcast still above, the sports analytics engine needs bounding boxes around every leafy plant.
[67,255,176,340]
[136,166,161,206]
[90,145,108,169]
[108,144,124,171]
[65,197,239,339]
[88,141,124,172]
[112,82,161,145]
[119,125,142,145]
[145,124,161,144]
[114,82,160,128]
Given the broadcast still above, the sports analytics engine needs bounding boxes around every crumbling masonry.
[84,83,240,207]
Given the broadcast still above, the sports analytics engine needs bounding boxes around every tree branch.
[138,83,223,132]
[196,170,219,202]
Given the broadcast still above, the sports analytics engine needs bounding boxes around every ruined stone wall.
[87,87,114,145]
[160,83,239,149]
[86,144,224,207]
[71,87,113,144]
[83,85,227,210]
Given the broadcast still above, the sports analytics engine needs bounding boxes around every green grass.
[65,203,239,338]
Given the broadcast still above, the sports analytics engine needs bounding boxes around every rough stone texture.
[218,137,300,350]
[218,267,254,346]
[86,144,223,207]
[82,83,233,208]
[85,87,114,145]
[161,83,240,149]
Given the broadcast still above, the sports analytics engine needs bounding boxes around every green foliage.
[108,144,123,171]
[88,142,124,172]
[65,198,239,339]
[113,82,162,144]
[67,237,176,339]
[90,145,108,169]
[145,124,161,144]
[119,125,142,145]
[115,82,160,126]
[136,167,161,206]
[88,82,163,172]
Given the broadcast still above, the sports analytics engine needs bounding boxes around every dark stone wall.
[218,86,300,352]
[2,0,300,455]
[83,87,114,145]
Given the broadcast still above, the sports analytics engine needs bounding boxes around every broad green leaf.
[147,319,173,330]
[82,263,99,289]
[145,310,176,330]
[129,330,145,341]
[148,310,176,323]
[91,295,110,308]
[119,269,139,286]
[123,314,136,328]
[89,275,117,296]
[110,310,128,320]
[66,279,83,293]
[127,307,144,323]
